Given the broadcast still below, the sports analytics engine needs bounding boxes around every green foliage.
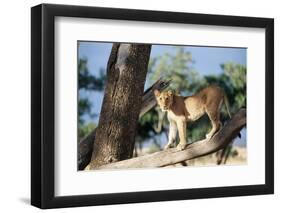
[203,62,246,113]
[221,63,246,110]
[79,58,106,91]
[137,109,159,138]
[78,122,97,140]
[78,99,91,124]
[147,47,200,95]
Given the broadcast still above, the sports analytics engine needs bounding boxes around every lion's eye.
[159,97,162,100]
[165,97,168,100]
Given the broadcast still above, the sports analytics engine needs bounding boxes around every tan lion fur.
[154,85,231,150]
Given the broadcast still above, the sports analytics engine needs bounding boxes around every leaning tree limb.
[92,108,246,170]
[78,78,171,170]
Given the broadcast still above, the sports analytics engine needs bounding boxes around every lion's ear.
[167,90,173,96]
[154,89,160,97]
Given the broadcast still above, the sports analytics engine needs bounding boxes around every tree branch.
[93,108,246,170]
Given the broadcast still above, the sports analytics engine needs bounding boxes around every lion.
[154,85,232,151]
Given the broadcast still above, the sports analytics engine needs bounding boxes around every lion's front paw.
[176,143,186,151]
[205,133,212,140]
[164,143,173,150]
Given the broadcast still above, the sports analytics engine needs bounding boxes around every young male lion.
[154,85,231,151]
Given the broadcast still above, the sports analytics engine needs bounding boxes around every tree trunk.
[89,43,151,168]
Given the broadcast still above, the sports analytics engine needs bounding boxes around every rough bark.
[89,43,151,168]
[78,130,96,170]
[94,108,246,170]
[78,78,170,170]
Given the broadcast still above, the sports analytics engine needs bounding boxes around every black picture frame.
[31,3,274,209]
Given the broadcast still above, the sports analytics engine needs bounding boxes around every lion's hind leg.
[205,108,222,139]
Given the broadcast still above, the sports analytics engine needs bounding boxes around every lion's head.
[154,89,174,111]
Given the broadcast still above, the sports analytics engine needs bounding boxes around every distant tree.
[203,62,246,113]
[147,47,200,94]
[78,58,106,91]
[221,63,246,110]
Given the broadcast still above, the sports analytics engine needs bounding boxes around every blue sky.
[78,41,247,146]
[79,42,246,77]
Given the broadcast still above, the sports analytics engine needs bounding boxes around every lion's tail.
[223,94,232,119]
[223,93,241,138]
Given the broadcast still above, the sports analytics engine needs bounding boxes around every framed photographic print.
[31,3,274,209]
